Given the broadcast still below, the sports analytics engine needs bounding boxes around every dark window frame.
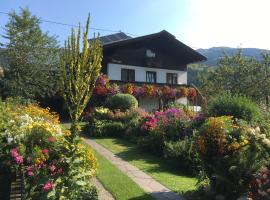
[121,68,135,82]
[166,73,178,85]
[146,71,157,83]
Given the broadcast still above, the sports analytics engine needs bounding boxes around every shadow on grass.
[0,163,11,200]
[107,137,194,177]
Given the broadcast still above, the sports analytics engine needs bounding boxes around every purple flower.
[109,85,119,95]
[165,108,182,117]
[133,87,144,97]
[37,162,46,169]
[96,75,108,86]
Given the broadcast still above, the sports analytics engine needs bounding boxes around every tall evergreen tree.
[1,7,60,99]
[60,15,103,137]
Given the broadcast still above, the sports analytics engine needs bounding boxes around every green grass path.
[91,148,154,200]
[94,138,198,195]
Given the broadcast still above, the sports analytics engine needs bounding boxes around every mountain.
[196,47,270,66]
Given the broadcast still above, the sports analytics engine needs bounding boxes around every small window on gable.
[121,69,135,82]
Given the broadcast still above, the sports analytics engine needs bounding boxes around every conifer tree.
[1,8,60,99]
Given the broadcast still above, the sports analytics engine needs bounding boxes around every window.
[166,73,178,85]
[146,71,156,83]
[121,69,135,82]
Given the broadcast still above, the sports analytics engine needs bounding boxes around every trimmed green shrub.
[208,93,263,124]
[84,119,125,137]
[106,93,138,111]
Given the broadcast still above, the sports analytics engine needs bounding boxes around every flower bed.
[196,116,270,199]
[84,105,204,174]
[92,74,197,100]
[0,99,98,200]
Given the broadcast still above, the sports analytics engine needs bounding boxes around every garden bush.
[84,107,148,138]
[102,121,125,137]
[0,100,98,200]
[196,116,270,199]
[139,108,194,154]
[106,93,138,111]
[208,93,263,124]
[163,137,201,174]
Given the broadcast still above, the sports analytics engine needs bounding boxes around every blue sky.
[1,0,270,49]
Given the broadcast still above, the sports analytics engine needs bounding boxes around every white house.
[90,30,206,111]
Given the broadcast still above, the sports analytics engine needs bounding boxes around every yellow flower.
[229,142,241,151]
[197,136,206,154]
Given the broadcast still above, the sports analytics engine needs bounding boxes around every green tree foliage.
[1,8,60,99]
[187,64,212,87]
[60,15,103,137]
[208,93,263,124]
[199,51,270,104]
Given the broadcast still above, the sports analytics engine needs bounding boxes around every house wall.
[107,63,187,84]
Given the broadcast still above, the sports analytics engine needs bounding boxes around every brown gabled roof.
[101,30,206,63]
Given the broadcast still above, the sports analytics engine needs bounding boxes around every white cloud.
[183,0,270,49]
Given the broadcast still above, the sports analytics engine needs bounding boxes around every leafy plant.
[164,137,201,174]
[208,93,263,124]
[196,116,269,199]
[60,14,103,137]
[0,100,98,199]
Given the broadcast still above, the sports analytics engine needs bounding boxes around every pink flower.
[10,148,18,158]
[27,171,34,176]
[142,117,158,131]
[27,166,33,171]
[42,149,49,154]
[49,165,56,173]
[48,137,56,142]
[26,166,34,176]
[42,181,54,192]
[14,155,23,165]
[57,167,63,174]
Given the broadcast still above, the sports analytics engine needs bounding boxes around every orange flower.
[122,83,135,95]
[179,87,189,97]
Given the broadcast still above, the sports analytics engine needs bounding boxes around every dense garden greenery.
[1,7,270,200]
[0,98,98,199]
[83,91,270,200]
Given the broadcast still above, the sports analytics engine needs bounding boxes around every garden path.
[92,177,115,200]
[83,137,185,200]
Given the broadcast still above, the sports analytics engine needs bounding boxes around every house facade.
[90,30,206,111]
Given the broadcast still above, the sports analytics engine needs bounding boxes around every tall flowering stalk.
[60,15,103,137]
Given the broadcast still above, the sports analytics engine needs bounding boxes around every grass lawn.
[90,147,154,200]
[93,137,198,195]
